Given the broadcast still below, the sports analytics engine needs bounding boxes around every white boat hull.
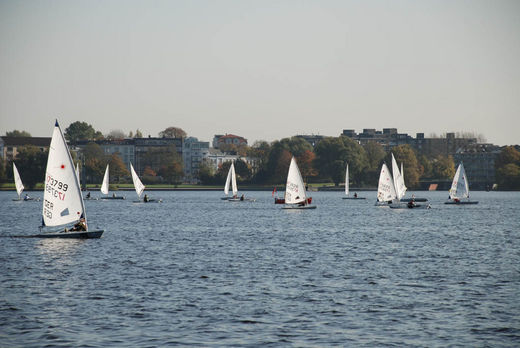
[282,205,317,210]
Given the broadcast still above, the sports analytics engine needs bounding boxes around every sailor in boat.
[65,217,87,232]
[240,194,244,201]
[354,192,358,198]
[24,193,30,201]
[144,194,149,202]
[407,197,416,208]
[86,192,91,199]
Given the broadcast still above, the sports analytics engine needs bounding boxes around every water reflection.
[36,238,84,265]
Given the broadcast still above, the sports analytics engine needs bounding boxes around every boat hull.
[100,196,125,200]
[18,230,104,239]
[343,197,366,200]
[444,200,479,205]
[390,203,431,209]
[400,198,428,202]
[282,205,317,210]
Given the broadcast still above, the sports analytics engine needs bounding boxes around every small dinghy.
[23,120,104,239]
[445,163,478,205]
[99,164,125,200]
[342,163,366,200]
[281,157,316,210]
[130,163,162,203]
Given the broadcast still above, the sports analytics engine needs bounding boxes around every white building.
[183,137,210,183]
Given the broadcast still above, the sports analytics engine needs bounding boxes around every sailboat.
[221,162,255,202]
[99,164,125,200]
[282,157,316,209]
[342,163,365,199]
[397,161,428,203]
[12,163,27,201]
[33,120,103,238]
[445,163,478,204]
[375,163,397,206]
[130,163,161,203]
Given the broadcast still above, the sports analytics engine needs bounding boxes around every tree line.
[2,123,520,190]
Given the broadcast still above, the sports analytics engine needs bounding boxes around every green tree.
[314,136,367,186]
[363,141,386,186]
[159,161,184,184]
[266,137,313,184]
[159,127,187,138]
[431,155,455,180]
[234,159,252,181]
[197,160,216,185]
[0,156,6,182]
[386,145,421,188]
[65,121,103,144]
[135,129,143,138]
[495,146,520,168]
[12,145,48,189]
[5,130,31,137]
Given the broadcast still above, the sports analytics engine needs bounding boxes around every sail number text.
[45,175,68,201]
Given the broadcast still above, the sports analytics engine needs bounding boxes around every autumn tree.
[266,137,313,184]
[431,155,455,180]
[5,130,31,137]
[135,129,143,138]
[297,150,317,181]
[198,160,216,185]
[159,127,187,138]
[83,142,106,183]
[108,153,130,183]
[495,146,520,190]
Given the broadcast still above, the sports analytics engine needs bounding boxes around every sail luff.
[101,164,109,195]
[391,154,405,200]
[13,163,24,199]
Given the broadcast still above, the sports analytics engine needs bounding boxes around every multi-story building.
[213,134,247,148]
[0,136,51,161]
[183,137,210,183]
[453,143,501,190]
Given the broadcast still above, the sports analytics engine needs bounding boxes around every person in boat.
[240,194,244,201]
[86,192,91,199]
[354,192,358,198]
[454,198,460,203]
[70,217,87,231]
[408,197,416,208]
[144,194,149,202]
[112,192,116,198]
[24,193,30,201]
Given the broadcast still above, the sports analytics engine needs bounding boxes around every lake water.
[1,190,519,347]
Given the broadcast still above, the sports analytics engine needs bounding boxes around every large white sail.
[400,162,407,194]
[101,164,109,195]
[345,163,349,196]
[377,163,397,202]
[285,157,307,204]
[224,164,232,195]
[391,154,406,200]
[42,120,86,228]
[450,163,469,199]
[130,163,145,199]
[13,162,24,199]
[75,162,80,185]
[230,162,238,196]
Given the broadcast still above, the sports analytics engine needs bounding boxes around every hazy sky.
[1,0,519,145]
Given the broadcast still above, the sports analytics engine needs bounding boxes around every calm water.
[1,190,519,347]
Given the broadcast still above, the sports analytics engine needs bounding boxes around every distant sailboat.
[99,164,125,200]
[130,163,161,203]
[12,163,25,201]
[445,163,478,205]
[31,120,104,238]
[282,157,316,209]
[222,162,255,202]
[342,163,365,200]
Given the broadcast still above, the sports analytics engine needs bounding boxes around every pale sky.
[1,0,519,145]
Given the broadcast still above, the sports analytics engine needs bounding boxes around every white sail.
[391,154,406,200]
[101,164,109,195]
[42,120,86,228]
[377,163,397,202]
[450,163,469,199]
[130,163,145,199]
[400,162,407,194]
[13,162,24,199]
[285,157,307,204]
[75,162,80,184]
[345,163,349,196]
[224,164,232,195]
[230,162,238,196]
